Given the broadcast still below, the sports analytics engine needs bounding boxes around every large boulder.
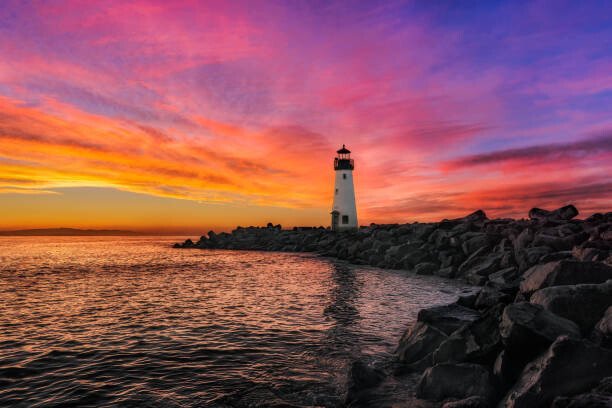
[499,302,581,359]
[398,304,481,369]
[433,303,504,365]
[396,321,447,366]
[344,359,386,404]
[528,205,579,222]
[591,306,612,348]
[551,376,612,407]
[530,280,612,335]
[500,336,612,408]
[520,260,612,298]
[416,363,495,402]
[417,304,481,335]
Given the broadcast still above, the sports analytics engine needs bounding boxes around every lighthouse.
[331,145,358,231]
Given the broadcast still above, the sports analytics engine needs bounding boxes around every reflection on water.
[0,237,472,407]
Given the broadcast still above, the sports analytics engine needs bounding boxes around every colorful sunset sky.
[1,1,611,233]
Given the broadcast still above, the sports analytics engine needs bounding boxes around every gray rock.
[436,266,457,279]
[415,262,438,275]
[520,260,612,297]
[528,204,579,222]
[463,254,503,286]
[551,376,612,407]
[397,322,447,365]
[591,306,612,348]
[417,304,481,335]
[417,363,495,402]
[530,280,612,334]
[345,359,386,404]
[500,336,612,408]
[474,287,512,309]
[433,303,504,365]
[499,302,581,357]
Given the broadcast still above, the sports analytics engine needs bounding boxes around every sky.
[0,0,611,233]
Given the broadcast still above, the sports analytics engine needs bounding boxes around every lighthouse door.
[331,211,339,232]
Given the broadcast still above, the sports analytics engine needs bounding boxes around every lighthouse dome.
[337,144,351,154]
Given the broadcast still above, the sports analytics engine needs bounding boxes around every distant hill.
[0,228,141,236]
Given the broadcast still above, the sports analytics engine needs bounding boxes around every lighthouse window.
[335,188,338,194]
[342,215,349,224]
[343,174,346,179]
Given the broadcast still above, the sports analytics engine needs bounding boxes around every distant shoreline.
[0,228,142,236]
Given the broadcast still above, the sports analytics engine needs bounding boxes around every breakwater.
[175,205,612,407]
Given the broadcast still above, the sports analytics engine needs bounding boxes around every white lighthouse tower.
[331,145,358,231]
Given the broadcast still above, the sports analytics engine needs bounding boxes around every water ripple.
[0,236,472,407]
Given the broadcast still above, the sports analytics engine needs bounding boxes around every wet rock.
[397,322,447,365]
[433,303,504,365]
[499,302,581,358]
[591,306,612,348]
[416,363,495,402]
[415,262,438,275]
[530,280,612,334]
[486,267,520,292]
[493,349,526,388]
[500,336,612,408]
[520,260,612,298]
[417,304,481,336]
[345,359,386,404]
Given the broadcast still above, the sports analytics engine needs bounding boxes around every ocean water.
[0,237,473,407]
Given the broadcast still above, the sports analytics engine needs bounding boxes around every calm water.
[0,237,473,407]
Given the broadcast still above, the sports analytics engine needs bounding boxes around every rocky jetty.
[175,206,612,407]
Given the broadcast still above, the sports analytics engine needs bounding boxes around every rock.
[499,302,581,358]
[345,359,386,404]
[436,266,457,278]
[591,306,612,348]
[539,251,574,263]
[529,205,579,222]
[462,234,493,256]
[456,290,480,309]
[417,304,481,335]
[433,303,504,365]
[488,267,519,286]
[415,262,438,275]
[520,260,612,298]
[397,322,447,365]
[493,349,527,388]
[500,336,612,408]
[533,233,582,251]
[416,363,495,402]
[551,377,612,408]
[530,280,612,334]
[460,210,488,223]
[474,288,512,309]
[462,254,503,286]
[442,396,489,408]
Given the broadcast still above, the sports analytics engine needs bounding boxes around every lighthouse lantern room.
[331,145,358,231]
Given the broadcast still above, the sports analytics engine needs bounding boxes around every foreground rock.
[551,376,612,407]
[530,280,612,334]
[520,260,612,298]
[501,336,612,407]
[417,363,495,402]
